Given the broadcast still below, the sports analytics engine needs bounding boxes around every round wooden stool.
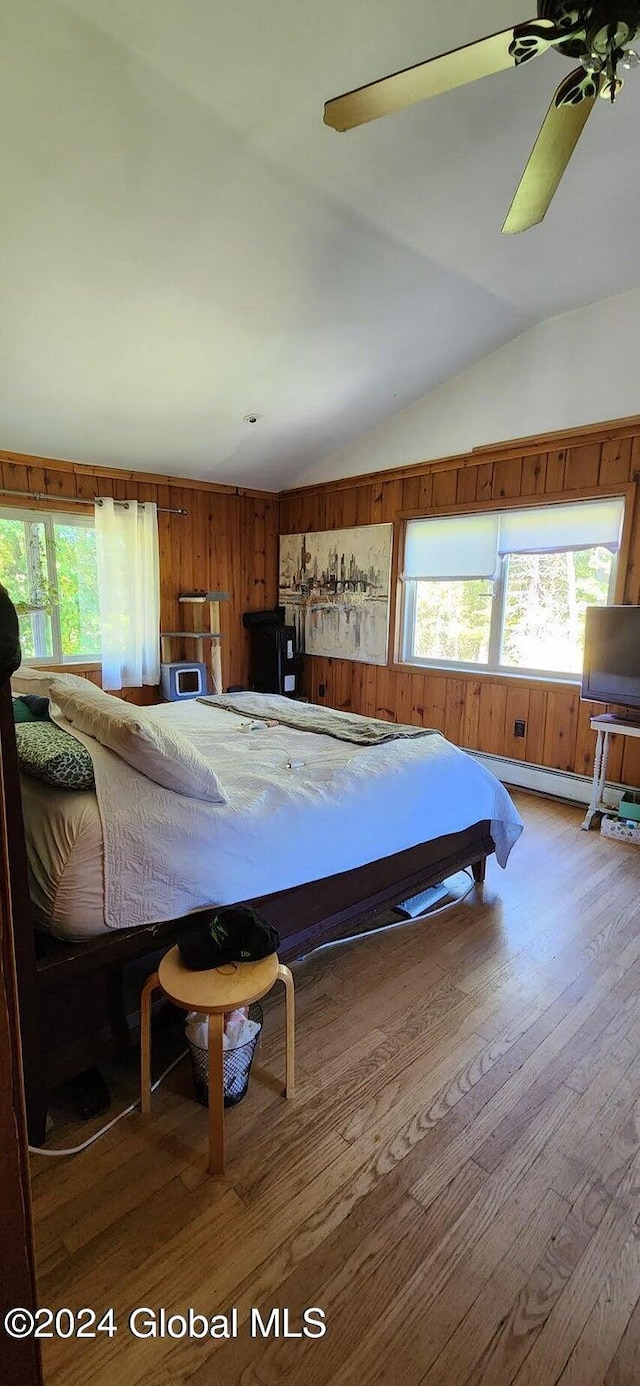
[140,948,295,1176]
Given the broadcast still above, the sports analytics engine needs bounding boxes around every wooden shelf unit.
[161,591,230,694]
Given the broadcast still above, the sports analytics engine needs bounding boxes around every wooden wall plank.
[492,458,522,500]
[599,438,632,486]
[524,688,547,766]
[1,460,27,493]
[545,449,567,491]
[542,690,578,772]
[521,455,547,496]
[44,468,77,501]
[339,489,358,529]
[444,677,466,745]
[395,671,413,726]
[418,473,434,511]
[156,485,174,642]
[308,655,323,704]
[318,657,333,706]
[564,443,601,490]
[25,464,47,498]
[460,679,481,748]
[622,485,640,605]
[338,660,353,712]
[348,661,364,716]
[401,476,421,510]
[266,499,280,607]
[280,495,300,535]
[573,699,598,780]
[244,500,264,614]
[630,434,640,479]
[475,462,493,501]
[189,495,207,603]
[361,663,378,718]
[477,682,508,756]
[455,464,477,506]
[355,485,373,526]
[370,483,383,525]
[380,479,403,524]
[375,667,397,722]
[432,469,457,509]
[323,489,342,531]
[410,672,426,726]
[422,674,447,734]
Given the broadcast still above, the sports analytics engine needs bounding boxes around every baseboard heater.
[468,750,627,810]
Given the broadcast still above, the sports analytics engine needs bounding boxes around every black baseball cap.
[179,905,280,971]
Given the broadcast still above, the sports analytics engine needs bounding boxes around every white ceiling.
[1,1,639,490]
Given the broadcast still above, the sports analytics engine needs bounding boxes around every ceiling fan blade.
[324,24,546,132]
[502,71,600,234]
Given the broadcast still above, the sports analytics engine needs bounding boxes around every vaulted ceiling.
[2,1,639,489]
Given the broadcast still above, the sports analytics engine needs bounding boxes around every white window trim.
[400,543,619,683]
[0,504,101,665]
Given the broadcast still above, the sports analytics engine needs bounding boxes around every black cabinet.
[243,610,302,696]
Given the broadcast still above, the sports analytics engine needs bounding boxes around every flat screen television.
[581,606,640,711]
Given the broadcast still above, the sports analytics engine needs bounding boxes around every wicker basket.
[187,1003,263,1109]
[601,813,640,845]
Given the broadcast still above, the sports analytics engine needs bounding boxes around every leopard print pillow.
[16,722,95,790]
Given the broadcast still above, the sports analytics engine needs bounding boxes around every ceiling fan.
[324,2,640,233]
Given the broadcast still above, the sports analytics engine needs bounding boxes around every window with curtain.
[401,497,625,678]
[0,506,101,662]
[94,498,160,690]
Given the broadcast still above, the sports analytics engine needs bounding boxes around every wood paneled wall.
[0,450,279,702]
[279,419,640,788]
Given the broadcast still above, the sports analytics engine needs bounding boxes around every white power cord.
[297,869,476,960]
[28,1049,188,1159]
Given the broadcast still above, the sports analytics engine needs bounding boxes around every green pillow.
[13,695,43,723]
[16,722,95,790]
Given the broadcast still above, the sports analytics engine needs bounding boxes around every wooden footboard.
[248,822,494,958]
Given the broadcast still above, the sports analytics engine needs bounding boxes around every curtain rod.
[0,487,187,515]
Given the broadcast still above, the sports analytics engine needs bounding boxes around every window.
[0,507,101,663]
[401,498,625,680]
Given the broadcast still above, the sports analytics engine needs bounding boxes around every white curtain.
[95,498,160,690]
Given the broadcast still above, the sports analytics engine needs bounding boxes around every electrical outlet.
[318,683,326,697]
[514,719,526,738]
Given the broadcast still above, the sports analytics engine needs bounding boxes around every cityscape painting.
[279,523,393,664]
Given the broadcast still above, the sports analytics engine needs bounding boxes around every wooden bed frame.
[0,613,493,1147]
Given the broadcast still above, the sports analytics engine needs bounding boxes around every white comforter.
[51,698,523,931]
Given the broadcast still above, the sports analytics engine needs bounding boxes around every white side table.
[582,715,640,830]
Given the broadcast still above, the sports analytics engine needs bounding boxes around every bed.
[5,665,523,1145]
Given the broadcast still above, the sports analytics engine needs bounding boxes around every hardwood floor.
[31,792,640,1386]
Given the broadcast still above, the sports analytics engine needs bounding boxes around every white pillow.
[11,667,94,697]
[50,682,227,804]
